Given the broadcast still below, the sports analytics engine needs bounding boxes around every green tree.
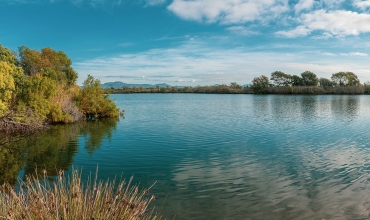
[230,82,242,89]
[301,71,318,86]
[0,44,17,65]
[331,72,348,86]
[270,71,292,87]
[331,72,360,86]
[78,75,120,119]
[291,75,303,86]
[319,78,336,87]
[251,75,270,93]
[0,45,25,116]
[347,72,360,86]
[41,47,78,85]
[19,74,57,121]
[0,61,16,115]
[18,46,46,76]
[19,46,77,85]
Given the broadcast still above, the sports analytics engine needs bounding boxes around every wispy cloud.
[226,26,259,36]
[294,0,315,13]
[276,25,310,38]
[167,0,289,24]
[118,42,134,47]
[145,0,165,6]
[71,0,122,8]
[321,52,336,56]
[154,35,188,41]
[340,52,368,56]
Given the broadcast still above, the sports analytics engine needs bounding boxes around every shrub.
[0,169,161,220]
[77,75,120,119]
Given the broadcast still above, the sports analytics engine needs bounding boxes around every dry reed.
[0,169,161,220]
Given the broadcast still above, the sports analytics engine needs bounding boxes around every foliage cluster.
[0,44,120,132]
[251,71,365,94]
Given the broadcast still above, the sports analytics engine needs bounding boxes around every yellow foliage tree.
[0,61,15,116]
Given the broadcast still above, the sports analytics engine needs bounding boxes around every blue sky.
[1,0,370,86]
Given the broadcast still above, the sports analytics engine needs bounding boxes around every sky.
[1,0,370,86]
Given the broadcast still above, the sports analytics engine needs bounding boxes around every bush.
[77,75,120,119]
[0,169,161,220]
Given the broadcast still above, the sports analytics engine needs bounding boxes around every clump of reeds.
[0,169,161,220]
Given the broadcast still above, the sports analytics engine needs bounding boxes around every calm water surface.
[3,94,370,219]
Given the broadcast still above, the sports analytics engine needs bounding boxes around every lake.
[3,94,370,219]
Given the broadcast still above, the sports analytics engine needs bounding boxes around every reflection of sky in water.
[6,94,370,220]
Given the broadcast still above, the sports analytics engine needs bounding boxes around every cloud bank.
[74,39,370,85]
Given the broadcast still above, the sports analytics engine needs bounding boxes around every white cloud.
[278,10,370,38]
[294,0,315,13]
[353,0,370,9]
[340,52,368,56]
[276,25,310,38]
[167,0,289,24]
[321,52,336,56]
[177,79,196,82]
[226,26,259,36]
[311,32,333,39]
[165,0,370,39]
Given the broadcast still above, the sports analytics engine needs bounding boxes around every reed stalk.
[0,169,161,220]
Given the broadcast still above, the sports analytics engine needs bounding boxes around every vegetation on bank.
[251,71,369,94]
[0,44,120,133]
[0,169,160,220]
[107,83,249,94]
[107,71,370,95]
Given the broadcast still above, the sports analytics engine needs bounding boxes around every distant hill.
[100,81,249,89]
[100,81,186,89]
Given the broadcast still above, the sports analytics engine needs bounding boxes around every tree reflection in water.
[0,118,119,186]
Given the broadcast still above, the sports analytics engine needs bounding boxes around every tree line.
[107,83,249,94]
[251,71,369,94]
[107,70,370,95]
[0,44,120,133]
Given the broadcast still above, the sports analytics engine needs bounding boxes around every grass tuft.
[0,169,161,220]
